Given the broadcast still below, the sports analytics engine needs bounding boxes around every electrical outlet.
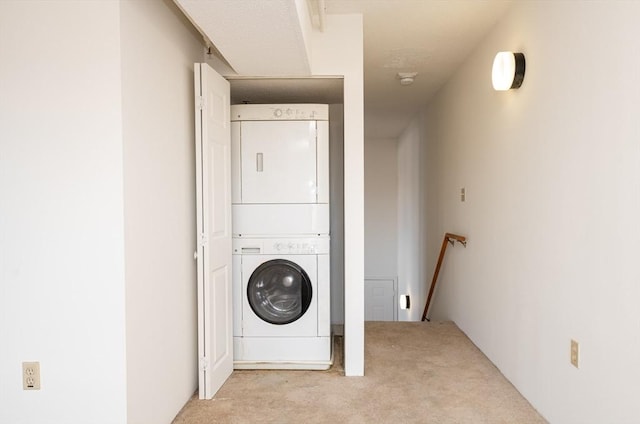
[22,362,40,390]
[570,340,579,368]
[460,187,466,202]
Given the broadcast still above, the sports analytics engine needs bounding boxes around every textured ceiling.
[175,0,512,139]
[325,0,512,138]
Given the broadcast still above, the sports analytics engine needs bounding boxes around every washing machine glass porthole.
[247,259,313,325]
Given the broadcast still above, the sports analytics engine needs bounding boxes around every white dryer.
[231,104,329,237]
[232,236,331,370]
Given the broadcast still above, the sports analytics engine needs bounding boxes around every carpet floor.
[173,321,546,423]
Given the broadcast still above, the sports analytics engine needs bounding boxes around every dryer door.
[247,259,312,325]
[239,121,317,204]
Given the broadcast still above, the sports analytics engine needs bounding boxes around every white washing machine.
[232,236,331,370]
[231,104,329,237]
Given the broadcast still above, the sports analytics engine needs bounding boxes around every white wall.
[311,14,364,376]
[0,2,127,423]
[365,138,398,278]
[293,0,313,68]
[0,2,205,422]
[425,2,640,422]
[396,118,429,321]
[120,1,203,423]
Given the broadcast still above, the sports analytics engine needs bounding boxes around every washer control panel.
[233,237,330,255]
[273,241,317,254]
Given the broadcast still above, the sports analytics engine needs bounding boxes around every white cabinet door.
[240,121,317,204]
[194,63,232,400]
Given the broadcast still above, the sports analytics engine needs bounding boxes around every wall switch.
[22,362,40,390]
[570,340,579,368]
[460,187,466,202]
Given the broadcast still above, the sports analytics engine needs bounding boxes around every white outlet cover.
[22,362,41,390]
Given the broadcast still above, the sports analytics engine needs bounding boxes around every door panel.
[364,278,397,321]
[195,62,232,400]
[240,121,317,204]
[210,142,227,236]
[211,266,229,363]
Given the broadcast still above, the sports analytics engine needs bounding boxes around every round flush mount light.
[492,52,525,91]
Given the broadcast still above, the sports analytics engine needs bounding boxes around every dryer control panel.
[233,237,330,255]
[231,104,329,121]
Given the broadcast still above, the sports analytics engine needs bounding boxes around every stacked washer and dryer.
[231,104,332,370]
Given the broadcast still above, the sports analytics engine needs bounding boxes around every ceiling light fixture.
[492,52,525,91]
[397,72,418,86]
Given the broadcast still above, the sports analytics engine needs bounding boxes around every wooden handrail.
[421,232,467,321]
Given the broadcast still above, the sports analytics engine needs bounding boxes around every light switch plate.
[570,340,579,368]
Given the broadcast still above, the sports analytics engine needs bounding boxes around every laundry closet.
[231,103,330,369]
[227,78,345,370]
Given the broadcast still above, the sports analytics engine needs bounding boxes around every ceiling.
[175,0,312,75]
[176,0,512,139]
[325,0,512,138]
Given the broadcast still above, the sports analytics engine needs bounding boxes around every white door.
[364,278,397,321]
[195,63,232,399]
[240,121,317,204]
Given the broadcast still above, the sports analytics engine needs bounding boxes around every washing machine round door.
[247,259,312,325]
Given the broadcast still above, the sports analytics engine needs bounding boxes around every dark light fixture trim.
[492,51,526,91]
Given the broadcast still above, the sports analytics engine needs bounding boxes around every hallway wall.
[397,117,429,321]
[364,137,398,279]
[311,14,365,376]
[0,2,206,423]
[120,1,204,423]
[0,2,127,423]
[424,2,640,422]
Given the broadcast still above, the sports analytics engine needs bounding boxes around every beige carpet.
[173,321,546,423]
